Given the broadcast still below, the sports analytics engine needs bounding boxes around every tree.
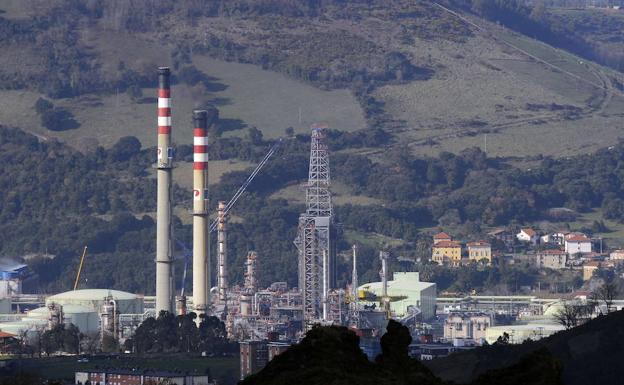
[495,332,510,345]
[247,126,264,145]
[35,97,54,114]
[102,334,119,353]
[553,302,593,330]
[592,282,619,314]
[110,136,141,161]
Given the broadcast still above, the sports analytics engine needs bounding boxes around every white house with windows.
[564,235,592,255]
[516,228,538,245]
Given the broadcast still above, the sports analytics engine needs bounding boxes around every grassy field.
[374,14,624,159]
[561,209,624,249]
[343,229,406,249]
[270,181,383,207]
[5,354,239,385]
[0,51,365,150]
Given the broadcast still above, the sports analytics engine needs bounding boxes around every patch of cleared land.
[270,181,383,206]
[0,28,365,150]
[343,229,405,248]
[374,18,624,158]
[549,209,624,249]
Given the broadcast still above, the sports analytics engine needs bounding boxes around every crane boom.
[209,139,282,232]
[73,246,88,291]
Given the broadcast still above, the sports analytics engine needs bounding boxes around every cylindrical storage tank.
[62,304,99,333]
[46,289,143,314]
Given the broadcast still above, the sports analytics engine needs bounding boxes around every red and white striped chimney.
[155,67,174,315]
[192,110,210,318]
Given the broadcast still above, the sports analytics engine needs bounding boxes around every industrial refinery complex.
[0,67,610,380]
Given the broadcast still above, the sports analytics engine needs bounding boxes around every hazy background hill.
[1,0,624,294]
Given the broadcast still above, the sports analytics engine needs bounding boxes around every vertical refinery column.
[217,201,228,304]
[192,110,210,318]
[155,67,174,315]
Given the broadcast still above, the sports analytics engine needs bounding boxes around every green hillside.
[1,1,624,294]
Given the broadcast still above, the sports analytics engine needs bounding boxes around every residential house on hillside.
[487,228,514,250]
[516,228,539,245]
[565,235,592,255]
[535,249,567,269]
[467,241,492,265]
[433,232,452,245]
[583,261,603,281]
[432,240,462,266]
[540,231,567,246]
[609,249,624,263]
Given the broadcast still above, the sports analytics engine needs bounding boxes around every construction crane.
[209,138,283,233]
[176,240,193,297]
[73,246,88,291]
[175,139,283,308]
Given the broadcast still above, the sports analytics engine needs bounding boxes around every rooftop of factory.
[359,272,436,292]
[47,289,140,301]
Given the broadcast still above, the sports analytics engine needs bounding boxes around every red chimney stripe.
[158,126,171,134]
[158,89,170,98]
[193,163,207,170]
[158,108,171,117]
[194,128,206,136]
[194,145,208,153]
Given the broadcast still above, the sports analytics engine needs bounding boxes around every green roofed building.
[358,272,436,320]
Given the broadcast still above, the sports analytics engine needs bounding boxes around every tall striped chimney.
[192,110,210,318]
[155,67,174,315]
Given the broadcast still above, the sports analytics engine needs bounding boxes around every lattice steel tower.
[295,124,334,329]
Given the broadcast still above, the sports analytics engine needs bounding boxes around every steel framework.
[295,125,333,328]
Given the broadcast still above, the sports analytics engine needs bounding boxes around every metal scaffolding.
[295,125,333,329]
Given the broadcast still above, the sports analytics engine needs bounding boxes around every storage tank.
[46,289,143,314]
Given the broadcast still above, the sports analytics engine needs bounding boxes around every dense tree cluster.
[34,98,80,132]
[126,311,232,355]
[41,324,81,356]
[8,120,624,293]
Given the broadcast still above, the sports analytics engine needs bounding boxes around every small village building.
[565,235,592,255]
[444,312,492,344]
[609,249,624,263]
[516,228,539,245]
[433,232,452,245]
[488,229,515,249]
[583,261,601,281]
[535,249,567,269]
[432,240,462,266]
[466,241,492,264]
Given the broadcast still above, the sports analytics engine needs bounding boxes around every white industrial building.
[0,289,145,339]
[358,272,436,320]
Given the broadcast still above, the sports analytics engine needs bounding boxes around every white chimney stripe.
[158,98,171,108]
[194,137,209,145]
[194,153,209,162]
[158,116,171,126]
